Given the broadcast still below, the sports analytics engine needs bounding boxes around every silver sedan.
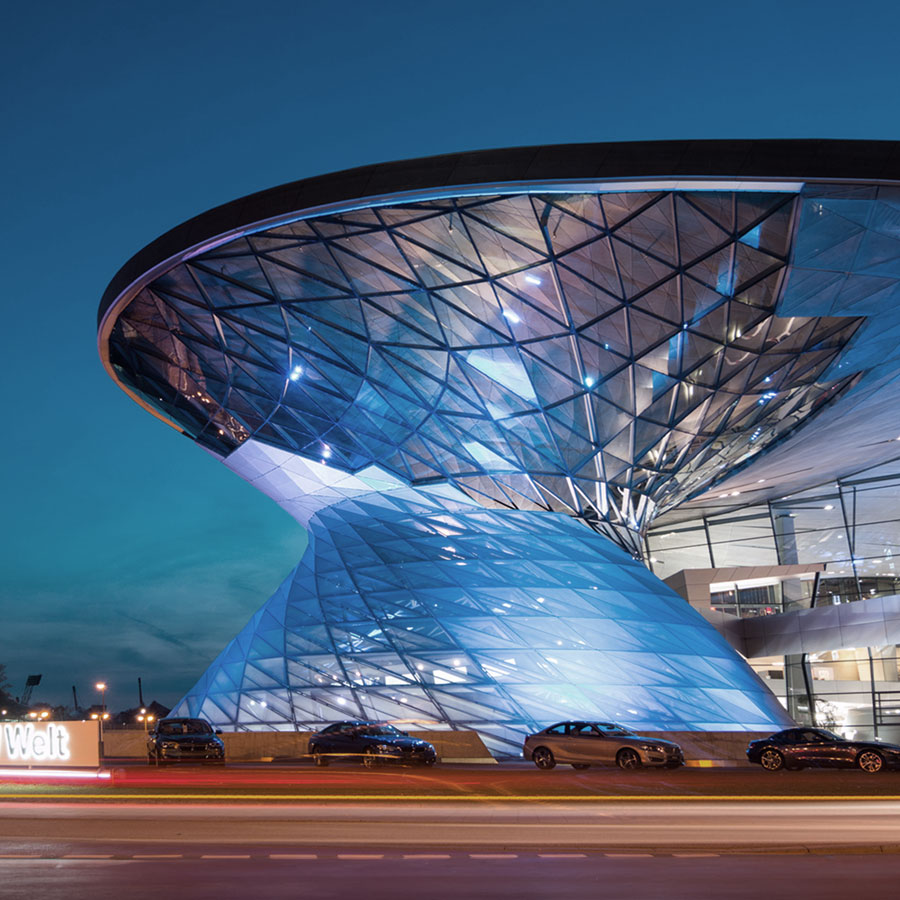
[523,721,684,770]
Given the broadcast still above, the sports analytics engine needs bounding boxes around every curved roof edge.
[98,138,900,327]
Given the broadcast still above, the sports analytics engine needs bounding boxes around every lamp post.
[95,682,108,758]
[137,711,155,733]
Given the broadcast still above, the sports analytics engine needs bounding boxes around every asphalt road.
[0,849,893,900]
[2,797,900,850]
[3,764,900,898]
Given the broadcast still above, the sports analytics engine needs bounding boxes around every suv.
[148,717,225,765]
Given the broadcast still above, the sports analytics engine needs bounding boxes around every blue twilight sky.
[3,0,900,712]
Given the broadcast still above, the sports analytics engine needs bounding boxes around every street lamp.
[95,682,108,758]
[137,712,155,732]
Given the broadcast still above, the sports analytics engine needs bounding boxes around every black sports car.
[308,721,437,767]
[147,717,225,765]
[747,727,900,773]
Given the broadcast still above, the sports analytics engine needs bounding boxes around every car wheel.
[616,748,642,770]
[423,758,436,767]
[532,747,556,770]
[857,750,884,773]
[363,748,380,769]
[312,749,329,767]
[571,763,591,770]
[759,748,784,771]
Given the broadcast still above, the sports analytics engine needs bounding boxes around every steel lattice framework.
[107,189,859,553]
[171,443,792,753]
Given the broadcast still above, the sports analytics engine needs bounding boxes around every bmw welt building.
[99,140,900,754]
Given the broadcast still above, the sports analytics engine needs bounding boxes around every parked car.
[523,721,684,770]
[147,717,225,765]
[308,721,437,767]
[747,727,900,773]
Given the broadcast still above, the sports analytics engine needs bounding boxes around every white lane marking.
[132,854,183,859]
[469,854,518,859]
[604,853,653,858]
[402,854,451,859]
[200,854,250,859]
[62,854,113,859]
[538,853,588,858]
[269,854,318,859]
[337,854,385,860]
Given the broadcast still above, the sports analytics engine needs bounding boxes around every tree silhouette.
[0,664,24,715]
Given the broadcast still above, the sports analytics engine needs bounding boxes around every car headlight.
[375,743,401,753]
[161,741,178,749]
[640,744,664,752]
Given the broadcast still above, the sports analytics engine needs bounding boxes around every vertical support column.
[772,507,815,725]
[841,481,879,738]
[702,516,716,568]
[868,649,880,739]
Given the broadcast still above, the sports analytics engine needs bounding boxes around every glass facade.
[106,189,859,555]
[170,474,791,755]
[648,455,900,741]
[97,152,900,752]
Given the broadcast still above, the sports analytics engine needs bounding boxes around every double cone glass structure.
[100,140,900,753]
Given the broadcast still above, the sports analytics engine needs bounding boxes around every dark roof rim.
[98,138,900,328]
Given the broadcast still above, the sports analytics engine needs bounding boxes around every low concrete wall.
[642,731,769,767]
[104,731,149,758]
[407,731,494,763]
[103,729,494,763]
[221,731,306,761]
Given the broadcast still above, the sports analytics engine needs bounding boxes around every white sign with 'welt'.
[0,720,100,768]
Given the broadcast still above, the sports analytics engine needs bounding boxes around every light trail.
[3,792,900,801]
[0,768,112,781]
[4,798,900,851]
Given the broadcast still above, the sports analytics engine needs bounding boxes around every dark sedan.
[747,727,900,773]
[308,721,437,768]
[147,717,225,765]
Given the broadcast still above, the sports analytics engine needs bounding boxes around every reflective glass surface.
[107,190,860,552]
[170,483,792,753]
[649,454,900,742]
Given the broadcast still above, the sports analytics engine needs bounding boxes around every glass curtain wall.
[647,456,900,740]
